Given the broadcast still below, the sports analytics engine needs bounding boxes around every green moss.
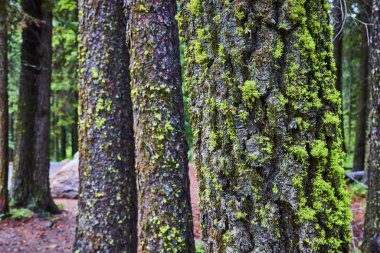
[222,231,233,243]
[323,111,340,126]
[236,211,247,220]
[91,67,99,79]
[234,9,245,21]
[273,40,284,59]
[188,0,201,16]
[213,14,221,24]
[311,140,328,158]
[240,80,259,106]
[289,145,308,162]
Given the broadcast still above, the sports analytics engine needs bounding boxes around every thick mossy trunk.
[12,0,58,214]
[353,4,370,172]
[180,1,351,252]
[363,1,380,252]
[73,0,137,252]
[0,0,9,214]
[130,1,195,252]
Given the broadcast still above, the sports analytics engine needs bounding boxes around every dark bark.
[333,0,346,152]
[353,3,371,172]
[363,0,380,251]
[60,126,66,159]
[73,0,137,252]
[71,93,78,156]
[0,0,9,214]
[180,1,351,252]
[12,0,58,214]
[130,1,195,252]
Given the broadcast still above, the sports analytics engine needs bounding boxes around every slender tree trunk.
[0,0,9,214]
[180,1,351,252]
[60,126,66,159]
[73,0,137,251]
[71,109,78,156]
[12,0,58,214]
[130,1,195,251]
[333,0,346,152]
[353,4,371,172]
[363,1,380,251]
[8,113,13,161]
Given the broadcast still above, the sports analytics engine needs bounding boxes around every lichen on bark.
[130,0,195,252]
[73,0,137,252]
[179,0,351,252]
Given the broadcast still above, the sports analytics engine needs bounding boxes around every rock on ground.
[50,153,79,199]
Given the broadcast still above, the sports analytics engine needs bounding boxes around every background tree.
[333,0,346,152]
[73,0,137,251]
[353,1,371,172]
[180,0,351,251]
[51,0,78,160]
[0,0,9,214]
[130,0,195,251]
[11,0,58,214]
[363,0,380,251]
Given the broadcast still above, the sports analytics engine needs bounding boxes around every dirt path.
[0,165,201,253]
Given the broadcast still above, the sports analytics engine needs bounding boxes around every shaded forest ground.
[0,165,365,252]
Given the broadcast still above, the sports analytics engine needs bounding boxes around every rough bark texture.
[12,0,58,214]
[73,0,137,252]
[353,3,370,172]
[180,1,351,252]
[0,0,9,214]
[363,1,380,252]
[130,1,195,252]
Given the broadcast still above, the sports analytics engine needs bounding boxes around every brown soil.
[0,166,366,252]
[0,165,201,253]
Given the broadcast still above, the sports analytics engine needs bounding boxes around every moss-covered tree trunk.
[12,0,58,214]
[73,0,138,252]
[353,3,371,172]
[180,0,351,252]
[130,1,195,251]
[363,1,380,251]
[0,0,9,214]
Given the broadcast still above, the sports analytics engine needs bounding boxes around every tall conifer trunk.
[353,3,371,172]
[0,0,9,214]
[73,0,137,251]
[180,1,351,252]
[363,0,380,251]
[12,0,58,214]
[130,0,195,251]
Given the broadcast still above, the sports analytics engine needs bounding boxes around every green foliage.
[195,240,205,253]
[9,208,34,220]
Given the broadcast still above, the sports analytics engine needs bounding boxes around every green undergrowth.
[195,240,205,253]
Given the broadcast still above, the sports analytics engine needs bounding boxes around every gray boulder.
[50,153,79,199]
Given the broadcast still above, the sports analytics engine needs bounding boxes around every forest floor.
[0,166,365,252]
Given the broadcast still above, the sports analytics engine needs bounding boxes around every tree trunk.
[353,4,371,172]
[60,126,66,159]
[333,0,346,152]
[73,0,137,251]
[180,1,351,252]
[71,93,78,156]
[12,0,58,214]
[130,1,195,251]
[363,1,380,251]
[0,0,9,214]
